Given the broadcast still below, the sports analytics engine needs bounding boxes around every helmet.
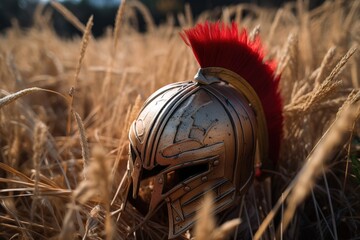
[128,68,258,238]
[125,21,284,239]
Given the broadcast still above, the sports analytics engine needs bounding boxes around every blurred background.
[0,0,326,37]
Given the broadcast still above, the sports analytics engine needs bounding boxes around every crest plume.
[181,21,283,165]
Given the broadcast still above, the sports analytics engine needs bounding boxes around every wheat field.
[0,0,359,239]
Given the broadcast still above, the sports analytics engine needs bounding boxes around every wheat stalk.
[128,0,155,32]
[314,46,337,87]
[194,193,216,239]
[50,0,86,34]
[0,87,68,109]
[72,15,93,96]
[31,121,48,221]
[113,0,127,54]
[267,8,283,45]
[67,15,93,134]
[73,111,90,178]
[185,3,194,27]
[249,25,261,43]
[302,46,357,111]
[194,193,241,240]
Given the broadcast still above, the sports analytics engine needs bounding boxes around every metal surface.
[128,70,258,238]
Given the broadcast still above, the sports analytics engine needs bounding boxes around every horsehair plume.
[180,21,283,164]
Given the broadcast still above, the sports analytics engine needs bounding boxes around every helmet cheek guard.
[128,77,257,238]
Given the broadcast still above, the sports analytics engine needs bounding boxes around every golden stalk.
[50,0,86,34]
[67,15,93,134]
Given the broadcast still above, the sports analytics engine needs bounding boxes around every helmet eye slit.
[162,163,209,194]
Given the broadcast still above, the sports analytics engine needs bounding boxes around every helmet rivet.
[201,176,208,182]
[175,216,180,222]
[158,178,163,184]
[184,186,191,191]
[213,160,219,166]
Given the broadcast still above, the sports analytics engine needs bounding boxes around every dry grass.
[0,0,359,239]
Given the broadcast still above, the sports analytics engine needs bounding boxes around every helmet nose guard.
[127,73,257,238]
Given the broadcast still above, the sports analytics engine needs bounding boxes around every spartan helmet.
[125,21,283,239]
[127,68,261,238]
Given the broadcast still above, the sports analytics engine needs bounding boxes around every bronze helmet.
[128,68,266,238]
[125,22,283,238]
